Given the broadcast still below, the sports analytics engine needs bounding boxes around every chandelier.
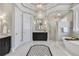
[36,4,45,19]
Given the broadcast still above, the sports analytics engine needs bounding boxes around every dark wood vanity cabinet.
[0,36,11,56]
[33,32,47,41]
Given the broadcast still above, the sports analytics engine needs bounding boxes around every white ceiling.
[16,3,79,17]
[21,3,78,11]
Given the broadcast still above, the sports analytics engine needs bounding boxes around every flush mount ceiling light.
[36,4,45,11]
[36,4,42,9]
[36,4,45,19]
[57,13,61,16]
[36,4,44,9]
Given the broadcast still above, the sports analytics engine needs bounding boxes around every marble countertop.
[0,34,11,39]
[63,37,79,45]
[33,31,47,32]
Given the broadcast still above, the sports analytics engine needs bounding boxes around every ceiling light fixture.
[36,4,43,9]
[57,13,61,16]
[37,12,44,19]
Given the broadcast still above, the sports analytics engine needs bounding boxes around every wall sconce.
[33,20,36,24]
[0,13,6,19]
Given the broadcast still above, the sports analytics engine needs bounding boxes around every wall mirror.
[33,16,48,32]
[0,4,12,36]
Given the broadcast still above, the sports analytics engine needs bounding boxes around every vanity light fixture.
[36,4,44,19]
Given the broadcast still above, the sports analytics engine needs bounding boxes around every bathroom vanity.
[62,37,79,55]
[33,32,47,41]
[0,35,11,56]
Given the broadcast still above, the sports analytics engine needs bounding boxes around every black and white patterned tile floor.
[26,45,52,56]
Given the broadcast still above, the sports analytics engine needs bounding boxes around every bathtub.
[63,39,79,56]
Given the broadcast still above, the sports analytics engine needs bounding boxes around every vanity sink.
[63,37,79,41]
[62,37,79,55]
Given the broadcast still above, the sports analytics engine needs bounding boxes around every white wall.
[58,12,73,40]
[23,13,33,43]
[72,4,79,38]
[48,20,57,41]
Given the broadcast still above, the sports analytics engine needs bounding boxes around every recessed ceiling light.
[57,13,61,16]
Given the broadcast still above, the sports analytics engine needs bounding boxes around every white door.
[23,13,32,42]
[14,7,22,48]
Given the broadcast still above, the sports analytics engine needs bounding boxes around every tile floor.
[6,41,72,56]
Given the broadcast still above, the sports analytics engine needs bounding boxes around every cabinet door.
[0,39,4,56]
[4,37,11,54]
[1,39,5,56]
[0,39,2,55]
[0,37,11,56]
[14,7,22,48]
[23,13,32,42]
